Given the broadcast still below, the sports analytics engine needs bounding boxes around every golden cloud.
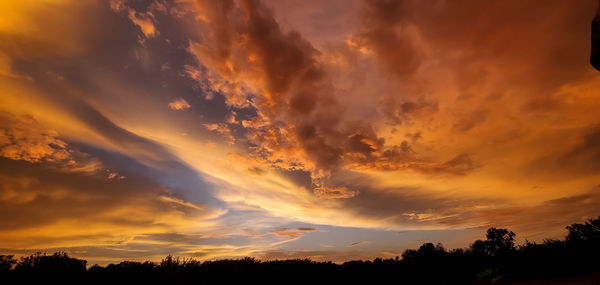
[168,98,191,110]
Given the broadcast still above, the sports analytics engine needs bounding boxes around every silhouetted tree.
[566,216,600,244]
[0,255,16,272]
[401,242,447,262]
[14,252,86,274]
[470,228,515,256]
[486,228,516,255]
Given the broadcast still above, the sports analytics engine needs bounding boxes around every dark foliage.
[0,255,16,273]
[1,217,600,284]
[14,252,87,274]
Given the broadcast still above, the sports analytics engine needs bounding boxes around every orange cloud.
[128,10,157,38]
[0,0,109,58]
[0,156,223,251]
[0,111,102,173]
[269,228,302,239]
[110,0,158,39]
[168,98,191,110]
[313,186,358,199]
[269,227,318,239]
[0,112,70,163]
[188,0,474,199]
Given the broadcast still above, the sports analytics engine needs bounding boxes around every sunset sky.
[1,0,600,265]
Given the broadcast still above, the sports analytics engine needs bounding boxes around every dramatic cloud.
[0,0,599,264]
[188,0,476,201]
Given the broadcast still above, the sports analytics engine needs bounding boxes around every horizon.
[2,220,589,266]
[1,0,600,266]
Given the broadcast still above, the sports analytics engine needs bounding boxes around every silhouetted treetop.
[0,255,16,272]
[14,252,86,274]
[566,216,600,243]
[470,227,516,257]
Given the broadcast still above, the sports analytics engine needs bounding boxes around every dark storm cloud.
[190,0,477,199]
[356,0,596,98]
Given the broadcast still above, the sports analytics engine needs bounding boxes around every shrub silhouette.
[14,252,86,274]
[0,255,16,272]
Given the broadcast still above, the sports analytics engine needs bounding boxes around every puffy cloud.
[0,112,70,163]
[0,111,102,173]
[188,0,475,200]
[168,98,191,110]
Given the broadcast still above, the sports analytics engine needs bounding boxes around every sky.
[1,0,599,265]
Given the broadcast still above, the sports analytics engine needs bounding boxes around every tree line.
[1,216,599,284]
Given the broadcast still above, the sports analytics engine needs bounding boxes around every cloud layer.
[0,0,599,263]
